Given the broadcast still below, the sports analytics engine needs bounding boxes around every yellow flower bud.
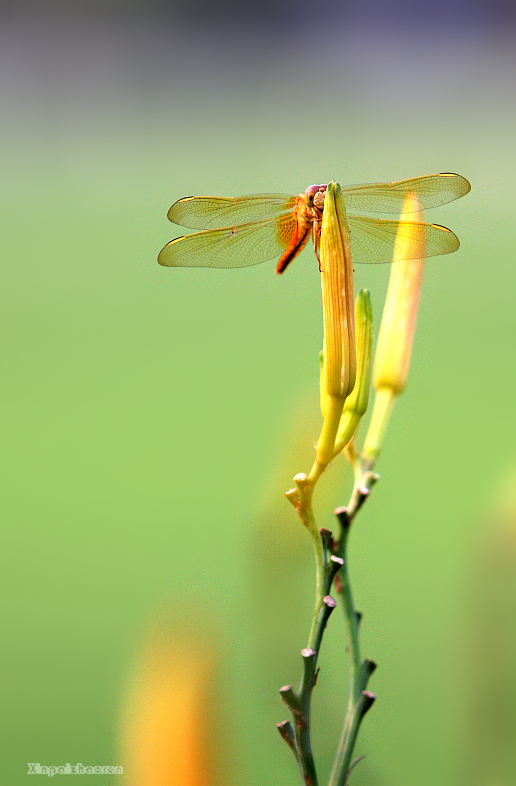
[319,350,327,419]
[319,182,356,401]
[311,182,356,476]
[333,289,373,456]
[372,190,425,396]
[363,191,425,465]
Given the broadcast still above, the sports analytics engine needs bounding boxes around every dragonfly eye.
[305,184,327,208]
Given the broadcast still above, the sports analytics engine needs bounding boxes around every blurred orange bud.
[119,616,217,786]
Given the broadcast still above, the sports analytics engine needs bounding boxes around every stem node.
[277,720,296,750]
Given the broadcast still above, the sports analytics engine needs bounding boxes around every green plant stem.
[306,505,327,652]
[339,518,362,696]
[328,517,367,785]
[329,688,376,786]
[328,469,378,786]
[280,475,342,786]
[281,463,378,786]
[285,474,327,650]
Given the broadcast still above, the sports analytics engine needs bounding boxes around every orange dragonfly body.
[158,174,470,273]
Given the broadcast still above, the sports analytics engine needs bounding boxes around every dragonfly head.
[304,184,327,210]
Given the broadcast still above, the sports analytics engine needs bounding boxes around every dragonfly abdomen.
[276,195,314,274]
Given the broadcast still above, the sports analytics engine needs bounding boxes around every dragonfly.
[158,173,470,274]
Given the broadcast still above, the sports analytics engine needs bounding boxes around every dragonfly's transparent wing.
[348,216,460,264]
[167,194,297,229]
[342,173,470,214]
[158,213,297,268]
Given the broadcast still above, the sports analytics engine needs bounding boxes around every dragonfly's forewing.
[168,194,296,229]
[158,213,297,268]
[342,173,470,214]
[348,216,460,264]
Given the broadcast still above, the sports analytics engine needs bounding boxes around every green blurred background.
[2,3,516,784]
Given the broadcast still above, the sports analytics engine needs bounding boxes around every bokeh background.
[2,1,516,784]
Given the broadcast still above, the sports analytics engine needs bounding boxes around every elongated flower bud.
[312,182,356,473]
[372,190,425,396]
[320,182,356,401]
[333,290,373,455]
[319,350,327,418]
[344,289,373,418]
[363,191,425,465]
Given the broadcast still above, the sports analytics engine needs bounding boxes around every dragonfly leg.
[312,223,322,271]
[315,244,322,271]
